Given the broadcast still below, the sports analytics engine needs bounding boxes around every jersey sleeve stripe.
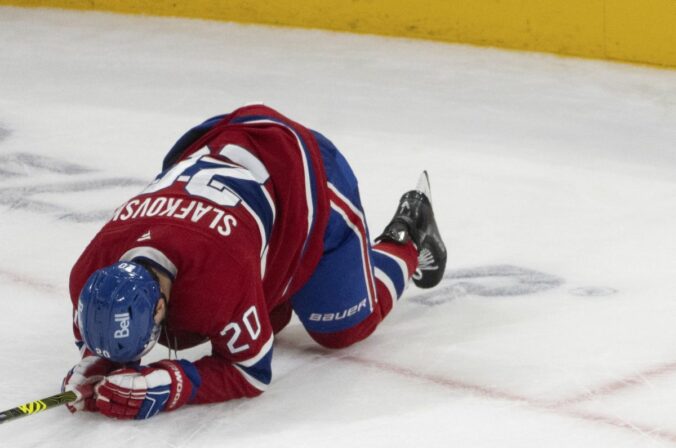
[222,178,273,242]
[238,198,269,278]
[233,362,271,392]
[119,246,178,279]
[227,183,271,255]
[237,334,274,368]
[232,335,274,391]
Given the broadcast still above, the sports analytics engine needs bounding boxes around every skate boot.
[377,171,447,289]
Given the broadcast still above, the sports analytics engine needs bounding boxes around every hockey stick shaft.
[0,391,77,424]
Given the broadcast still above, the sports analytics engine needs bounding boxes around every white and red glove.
[95,360,200,420]
[62,355,118,413]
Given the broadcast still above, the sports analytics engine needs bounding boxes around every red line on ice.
[341,354,676,444]
[6,267,676,442]
[551,360,676,407]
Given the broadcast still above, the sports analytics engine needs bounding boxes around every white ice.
[1,6,676,448]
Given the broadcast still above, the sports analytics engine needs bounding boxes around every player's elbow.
[245,385,265,398]
[238,375,270,399]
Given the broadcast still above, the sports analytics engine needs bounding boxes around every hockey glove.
[95,360,200,420]
[62,355,119,413]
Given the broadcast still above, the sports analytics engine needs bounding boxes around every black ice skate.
[377,171,447,289]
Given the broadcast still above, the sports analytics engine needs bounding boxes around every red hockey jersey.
[69,105,329,403]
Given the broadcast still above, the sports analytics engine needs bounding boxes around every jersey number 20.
[220,305,262,354]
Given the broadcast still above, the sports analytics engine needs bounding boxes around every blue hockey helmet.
[77,261,162,363]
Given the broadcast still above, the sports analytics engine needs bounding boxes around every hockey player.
[62,104,447,420]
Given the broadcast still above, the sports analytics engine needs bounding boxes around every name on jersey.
[112,196,237,237]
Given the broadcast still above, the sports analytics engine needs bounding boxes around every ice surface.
[1,6,676,447]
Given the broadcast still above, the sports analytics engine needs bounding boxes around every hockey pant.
[288,132,418,349]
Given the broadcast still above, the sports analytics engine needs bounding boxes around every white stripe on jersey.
[219,144,277,226]
[327,183,366,226]
[232,334,274,391]
[192,153,273,270]
[234,119,314,244]
[375,267,398,306]
[260,245,270,279]
[373,248,410,290]
[120,246,178,278]
[233,364,269,392]
[328,182,378,309]
[220,144,270,183]
[237,334,274,368]
[239,199,269,261]
[329,200,376,312]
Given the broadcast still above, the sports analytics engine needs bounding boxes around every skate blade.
[415,170,432,203]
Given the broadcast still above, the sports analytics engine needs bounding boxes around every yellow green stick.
[0,391,77,424]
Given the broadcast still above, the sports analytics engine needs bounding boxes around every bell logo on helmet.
[80,261,161,362]
[113,312,131,339]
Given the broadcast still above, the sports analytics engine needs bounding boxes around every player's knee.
[307,313,381,349]
[308,330,363,349]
